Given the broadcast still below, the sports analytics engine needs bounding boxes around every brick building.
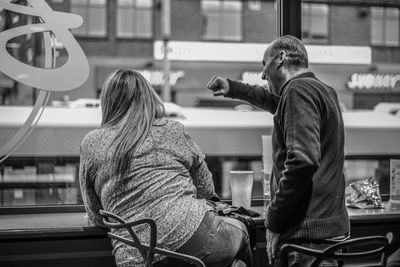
[3,0,400,109]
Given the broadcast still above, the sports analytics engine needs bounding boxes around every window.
[371,7,399,46]
[201,0,242,41]
[116,0,153,38]
[70,0,107,37]
[301,3,329,44]
[1,0,400,211]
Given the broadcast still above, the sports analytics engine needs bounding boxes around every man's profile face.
[261,46,280,95]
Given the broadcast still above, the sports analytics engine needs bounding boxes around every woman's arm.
[79,160,105,227]
[183,130,217,199]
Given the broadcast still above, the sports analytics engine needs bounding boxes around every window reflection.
[0,0,399,209]
[70,0,107,37]
[301,3,329,44]
[201,0,243,41]
[117,0,153,38]
[371,7,399,46]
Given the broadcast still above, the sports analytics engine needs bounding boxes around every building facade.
[1,0,400,108]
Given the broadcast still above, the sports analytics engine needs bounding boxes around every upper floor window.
[70,0,107,37]
[116,0,153,38]
[201,0,243,41]
[301,3,329,44]
[371,7,399,46]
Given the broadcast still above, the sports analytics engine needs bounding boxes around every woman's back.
[79,118,215,265]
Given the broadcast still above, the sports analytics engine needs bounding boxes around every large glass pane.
[301,4,311,39]
[310,4,328,39]
[117,9,135,37]
[302,3,328,43]
[201,0,220,11]
[70,1,106,37]
[90,0,106,5]
[371,7,385,45]
[223,1,242,11]
[136,10,152,38]
[301,2,400,199]
[137,0,153,8]
[386,8,399,46]
[1,0,398,212]
[202,0,242,41]
[222,12,242,40]
[118,0,133,7]
[202,12,220,39]
[71,0,87,4]
[70,8,87,36]
[117,0,152,38]
[88,7,106,36]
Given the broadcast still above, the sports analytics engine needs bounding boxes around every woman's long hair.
[100,69,165,178]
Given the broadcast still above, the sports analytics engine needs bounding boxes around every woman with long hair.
[79,69,252,267]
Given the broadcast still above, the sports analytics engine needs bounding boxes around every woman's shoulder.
[154,118,184,131]
[81,127,112,149]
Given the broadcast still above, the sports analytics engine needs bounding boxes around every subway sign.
[347,73,400,91]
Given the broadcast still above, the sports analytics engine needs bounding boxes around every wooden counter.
[0,202,399,267]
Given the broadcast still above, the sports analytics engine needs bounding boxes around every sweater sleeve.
[79,152,105,227]
[266,86,321,233]
[226,79,280,114]
[183,130,217,200]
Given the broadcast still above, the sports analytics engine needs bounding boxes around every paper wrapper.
[345,177,384,209]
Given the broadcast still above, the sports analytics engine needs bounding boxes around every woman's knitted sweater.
[79,118,215,266]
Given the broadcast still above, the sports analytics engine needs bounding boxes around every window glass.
[371,7,400,46]
[301,2,400,199]
[202,0,220,10]
[222,12,242,41]
[371,8,384,45]
[301,3,328,44]
[116,0,153,38]
[71,0,107,37]
[0,1,399,210]
[137,0,153,8]
[386,8,399,46]
[201,0,242,41]
[71,0,87,4]
[118,0,133,6]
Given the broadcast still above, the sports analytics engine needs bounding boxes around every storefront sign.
[154,41,371,65]
[347,73,400,90]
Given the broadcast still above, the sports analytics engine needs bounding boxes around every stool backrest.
[280,233,393,267]
[99,209,206,267]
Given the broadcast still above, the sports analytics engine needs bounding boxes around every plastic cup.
[230,170,254,209]
[262,135,273,172]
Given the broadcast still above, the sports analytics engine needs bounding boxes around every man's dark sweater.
[227,72,350,241]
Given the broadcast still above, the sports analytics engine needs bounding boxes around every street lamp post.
[162,0,171,102]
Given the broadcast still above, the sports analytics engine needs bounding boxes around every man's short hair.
[270,35,308,68]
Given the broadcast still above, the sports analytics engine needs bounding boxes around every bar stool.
[99,209,205,267]
[279,233,393,267]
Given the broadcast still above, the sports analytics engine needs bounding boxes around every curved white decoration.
[0,0,89,162]
[0,1,89,91]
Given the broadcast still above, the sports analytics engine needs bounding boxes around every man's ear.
[276,50,286,69]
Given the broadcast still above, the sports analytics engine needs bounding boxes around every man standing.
[207,35,350,266]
